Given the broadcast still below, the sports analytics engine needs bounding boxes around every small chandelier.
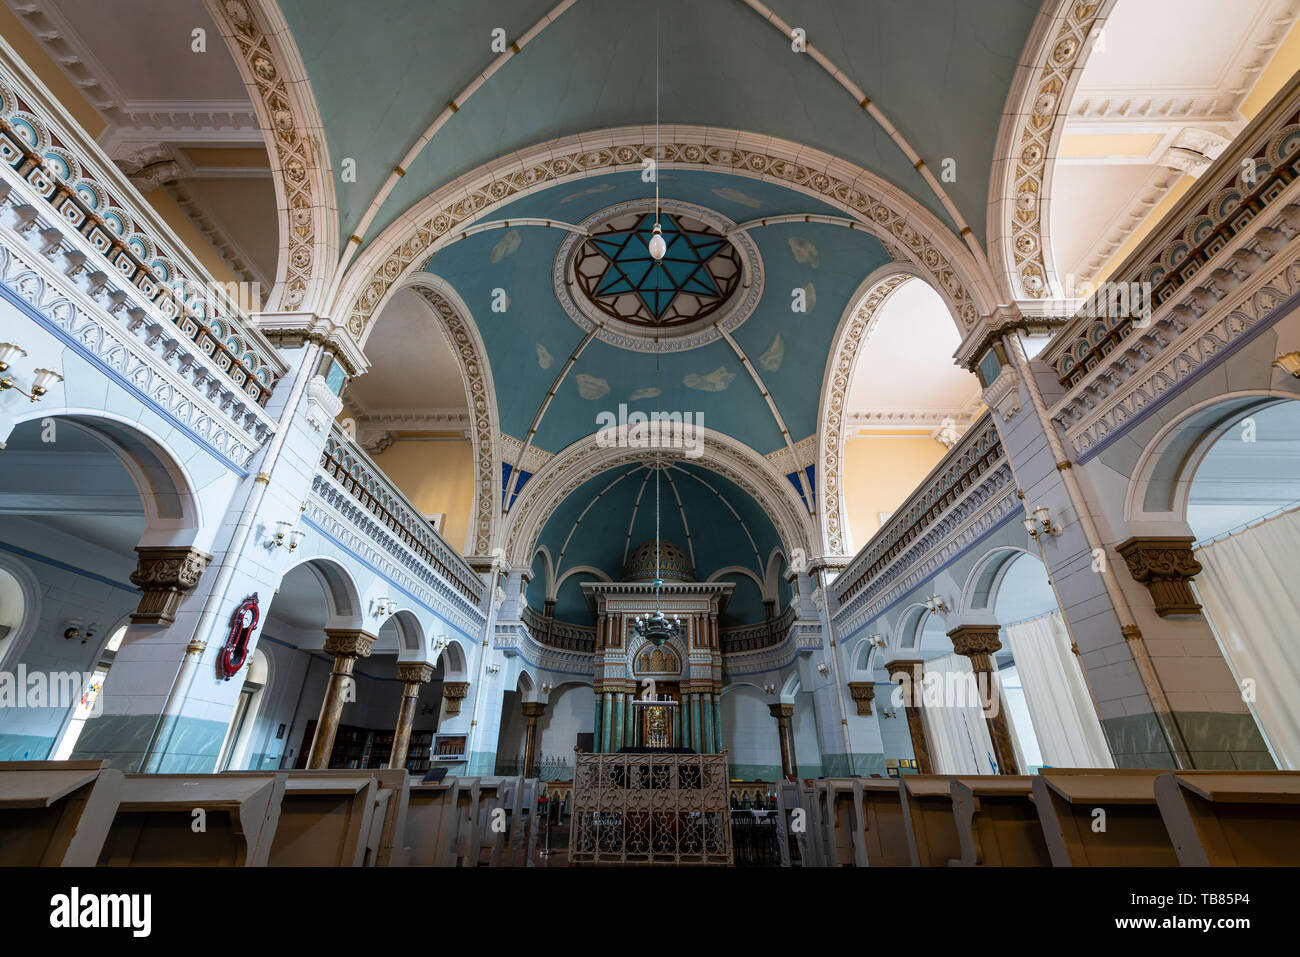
[633,595,682,647]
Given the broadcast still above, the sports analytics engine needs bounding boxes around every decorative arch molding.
[707,565,767,598]
[989,0,1115,303]
[892,603,931,655]
[384,609,424,655]
[503,427,815,570]
[0,552,43,672]
[532,546,556,600]
[554,564,612,598]
[960,545,1036,616]
[816,264,930,556]
[379,272,501,559]
[1124,391,1300,529]
[332,125,994,341]
[438,637,470,682]
[283,556,365,631]
[206,0,338,314]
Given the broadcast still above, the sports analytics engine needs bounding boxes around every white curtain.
[1193,506,1300,769]
[918,653,999,774]
[1004,612,1113,769]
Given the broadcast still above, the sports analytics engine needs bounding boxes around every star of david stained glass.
[572,211,742,328]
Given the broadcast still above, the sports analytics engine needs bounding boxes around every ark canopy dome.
[623,539,694,583]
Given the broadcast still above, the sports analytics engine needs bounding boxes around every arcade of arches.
[1,0,1300,870]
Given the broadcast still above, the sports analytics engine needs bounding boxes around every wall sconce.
[1023,505,1060,539]
[1275,351,1300,378]
[485,662,501,675]
[0,342,61,402]
[868,634,886,651]
[924,594,948,614]
[268,520,305,551]
[540,681,553,694]
[763,682,776,695]
[817,662,830,676]
[881,709,898,720]
[63,619,97,644]
[372,598,396,618]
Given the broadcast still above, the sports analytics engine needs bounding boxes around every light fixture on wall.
[1023,505,1060,540]
[868,634,886,651]
[268,520,305,551]
[1275,351,1300,378]
[540,681,553,695]
[817,662,830,676]
[880,709,898,719]
[763,682,776,695]
[0,342,61,402]
[485,662,500,675]
[63,619,97,644]
[924,595,948,614]
[431,636,449,655]
[372,598,396,618]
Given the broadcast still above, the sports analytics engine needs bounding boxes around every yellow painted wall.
[842,433,948,552]
[369,439,476,555]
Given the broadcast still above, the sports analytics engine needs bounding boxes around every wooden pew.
[1033,768,1178,866]
[1154,771,1300,866]
[0,760,123,866]
[472,775,510,866]
[98,772,285,866]
[404,777,456,866]
[854,778,912,866]
[799,780,825,867]
[773,780,802,867]
[269,772,376,866]
[899,774,961,867]
[951,775,1050,866]
[442,776,482,866]
[817,779,859,866]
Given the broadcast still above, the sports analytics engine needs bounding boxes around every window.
[52,625,126,760]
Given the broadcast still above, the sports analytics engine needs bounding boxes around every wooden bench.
[0,760,123,866]
[899,775,961,867]
[951,775,1050,866]
[773,780,802,867]
[816,779,859,866]
[1154,771,1300,866]
[98,772,285,866]
[1033,768,1178,866]
[269,772,377,866]
[855,779,912,866]
[404,777,455,866]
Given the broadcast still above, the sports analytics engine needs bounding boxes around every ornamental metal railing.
[569,751,732,866]
[0,49,284,406]
[832,413,1008,623]
[319,425,484,605]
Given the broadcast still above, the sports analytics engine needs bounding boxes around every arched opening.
[721,684,783,781]
[50,622,128,761]
[0,414,200,761]
[215,647,270,771]
[837,277,982,551]
[1155,398,1300,767]
[343,283,482,555]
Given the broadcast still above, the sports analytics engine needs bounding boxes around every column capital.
[442,680,470,715]
[396,661,434,684]
[1115,535,1203,617]
[322,629,376,658]
[129,545,213,625]
[947,624,1003,671]
[521,700,547,719]
[884,658,924,681]
[768,702,794,720]
[847,681,876,715]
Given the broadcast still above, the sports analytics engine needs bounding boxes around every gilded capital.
[396,661,434,684]
[847,681,876,716]
[1115,536,1203,617]
[884,658,924,683]
[322,629,376,658]
[443,680,470,715]
[768,702,794,720]
[129,546,213,625]
[947,624,1003,672]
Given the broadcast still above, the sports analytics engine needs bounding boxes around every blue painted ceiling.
[277,0,1040,247]
[527,461,790,626]
[422,169,890,455]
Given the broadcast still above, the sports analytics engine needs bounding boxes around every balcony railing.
[720,605,797,654]
[1043,71,1300,391]
[319,425,483,606]
[0,44,284,406]
[520,604,596,653]
[831,413,1017,633]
